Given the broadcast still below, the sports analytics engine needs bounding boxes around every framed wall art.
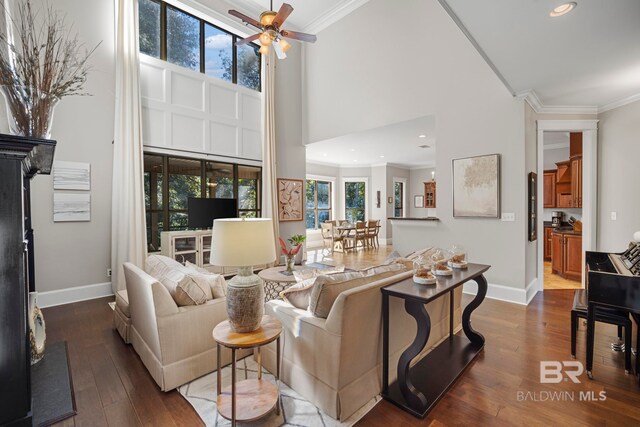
[452,154,500,218]
[414,195,424,208]
[277,178,304,222]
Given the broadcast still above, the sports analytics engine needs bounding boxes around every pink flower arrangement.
[279,238,302,258]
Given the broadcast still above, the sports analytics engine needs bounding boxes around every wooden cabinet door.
[551,232,564,273]
[544,227,553,260]
[564,234,583,281]
[557,194,572,208]
[571,156,582,209]
[543,172,556,208]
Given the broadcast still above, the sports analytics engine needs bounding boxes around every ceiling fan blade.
[273,3,294,28]
[228,10,263,30]
[281,29,317,43]
[235,33,261,46]
[273,40,287,59]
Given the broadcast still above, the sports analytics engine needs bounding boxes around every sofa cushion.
[293,265,345,282]
[280,277,316,309]
[145,255,213,306]
[185,261,227,298]
[360,263,407,277]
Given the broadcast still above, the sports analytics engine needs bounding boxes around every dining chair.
[347,221,367,250]
[365,220,379,248]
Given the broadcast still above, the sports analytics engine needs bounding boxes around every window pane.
[166,6,200,70]
[318,210,330,224]
[139,0,161,58]
[239,165,261,211]
[356,209,365,222]
[144,154,164,209]
[305,209,315,230]
[345,182,365,209]
[146,211,164,252]
[204,24,232,81]
[240,211,257,218]
[206,162,234,198]
[317,181,330,209]
[306,180,316,209]
[394,182,403,209]
[168,158,201,210]
[237,44,261,91]
[169,211,189,230]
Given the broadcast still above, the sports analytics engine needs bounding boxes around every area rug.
[31,341,76,426]
[178,356,380,426]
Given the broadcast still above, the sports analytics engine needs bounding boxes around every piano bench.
[571,289,632,374]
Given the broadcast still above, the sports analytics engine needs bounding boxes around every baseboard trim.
[38,282,114,308]
[463,279,538,306]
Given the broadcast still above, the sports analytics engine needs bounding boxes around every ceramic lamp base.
[226,266,264,333]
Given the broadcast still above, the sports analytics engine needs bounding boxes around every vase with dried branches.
[0,0,98,139]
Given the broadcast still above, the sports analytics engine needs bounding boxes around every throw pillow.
[361,262,407,277]
[382,250,402,264]
[280,277,316,309]
[308,271,365,318]
[145,255,215,305]
[185,261,227,298]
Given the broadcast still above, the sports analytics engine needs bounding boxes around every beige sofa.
[123,262,249,391]
[261,269,462,421]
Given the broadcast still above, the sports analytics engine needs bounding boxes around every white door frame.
[536,120,599,292]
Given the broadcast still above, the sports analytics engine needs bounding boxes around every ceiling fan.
[229,1,317,59]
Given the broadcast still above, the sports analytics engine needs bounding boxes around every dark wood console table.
[381,263,490,418]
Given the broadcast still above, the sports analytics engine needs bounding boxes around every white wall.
[543,147,569,170]
[9,0,117,293]
[305,0,527,289]
[597,100,640,251]
[409,167,437,218]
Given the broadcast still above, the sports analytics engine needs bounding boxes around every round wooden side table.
[212,315,282,426]
[258,266,306,301]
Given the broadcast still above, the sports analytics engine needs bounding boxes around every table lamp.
[210,218,276,332]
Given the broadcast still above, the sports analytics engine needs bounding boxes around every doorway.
[536,120,598,293]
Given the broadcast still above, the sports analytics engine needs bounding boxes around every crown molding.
[517,90,599,115]
[304,0,370,34]
[598,92,640,114]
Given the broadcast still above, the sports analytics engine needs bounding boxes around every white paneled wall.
[140,55,262,161]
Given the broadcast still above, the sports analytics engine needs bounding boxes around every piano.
[585,241,640,378]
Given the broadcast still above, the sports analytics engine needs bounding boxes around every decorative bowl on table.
[431,249,453,276]
[413,256,436,285]
[448,245,468,269]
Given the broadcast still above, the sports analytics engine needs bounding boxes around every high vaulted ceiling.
[223,0,368,32]
[306,116,436,168]
[442,0,640,110]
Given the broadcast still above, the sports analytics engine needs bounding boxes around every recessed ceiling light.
[379,155,385,158]
[550,2,576,17]
[418,134,427,138]
[353,159,358,162]
[350,149,356,152]
[322,153,327,157]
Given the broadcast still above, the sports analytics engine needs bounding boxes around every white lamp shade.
[210,218,276,267]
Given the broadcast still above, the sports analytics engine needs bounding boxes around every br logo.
[540,361,583,384]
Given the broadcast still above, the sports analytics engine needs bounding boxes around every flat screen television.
[187,198,238,229]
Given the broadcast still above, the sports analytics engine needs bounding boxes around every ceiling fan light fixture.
[550,2,577,17]
[259,45,269,55]
[259,32,272,46]
[279,38,291,53]
[260,11,277,26]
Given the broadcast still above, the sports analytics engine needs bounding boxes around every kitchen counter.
[551,227,581,236]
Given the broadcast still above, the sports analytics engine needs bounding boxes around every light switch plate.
[501,213,515,222]
[611,212,617,221]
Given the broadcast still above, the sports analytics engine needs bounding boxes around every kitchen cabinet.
[424,181,436,208]
[551,231,582,281]
[544,227,553,260]
[543,171,556,208]
[571,155,582,208]
[555,160,572,208]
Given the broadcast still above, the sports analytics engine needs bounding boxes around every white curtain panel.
[261,50,280,261]
[111,0,147,292]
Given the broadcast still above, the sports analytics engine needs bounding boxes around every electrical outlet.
[107,268,112,277]
[501,212,515,222]
[611,212,617,221]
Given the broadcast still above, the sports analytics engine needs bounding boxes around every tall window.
[306,180,332,230]
[394,181,404,217]
[144,154,262,252]
[238,165,261,218]
[138,0,261,91]
[345,181,366,223]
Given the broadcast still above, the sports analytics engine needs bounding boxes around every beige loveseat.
[261,268,462,421]
[124,262,249,391]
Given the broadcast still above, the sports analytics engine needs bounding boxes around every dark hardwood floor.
[45,290,640,426]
